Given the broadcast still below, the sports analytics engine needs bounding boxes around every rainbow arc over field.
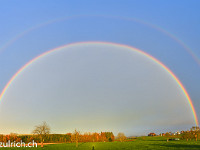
[0,41,198,126]
[0,15,199,66]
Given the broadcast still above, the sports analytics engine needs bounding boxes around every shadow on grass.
[142,140,166,141]
[151,143,200,149]
[78,142,86,146]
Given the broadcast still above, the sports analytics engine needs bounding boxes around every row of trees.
[162,126,200,141]
[0,134,70,144]
[181,127,200,141]
[69,130,115,147]
[1,122,119,148]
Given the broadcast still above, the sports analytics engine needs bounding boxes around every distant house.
[161,133,165,136]
[148,133,156,136]
[174,131,180,135]
[180,131,184,134]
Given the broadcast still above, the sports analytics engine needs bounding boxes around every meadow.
[3,137,200,150]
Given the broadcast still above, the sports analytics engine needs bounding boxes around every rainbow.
[0,41,198,126]
[116,16,200,66]
[0,15,199,66]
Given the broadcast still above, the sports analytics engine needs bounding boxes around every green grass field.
[4,137,200,150]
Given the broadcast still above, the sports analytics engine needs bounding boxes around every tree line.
[0,122,116,147]
[161,126,200,141]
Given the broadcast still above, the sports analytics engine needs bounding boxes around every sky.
[0,0,200,136]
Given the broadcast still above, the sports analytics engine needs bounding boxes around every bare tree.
[165,132,170,142]
[117,132,126,142]
[71,129,80,147]
[32,121,50,147]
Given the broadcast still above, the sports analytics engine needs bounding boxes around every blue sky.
[0,0,200,135]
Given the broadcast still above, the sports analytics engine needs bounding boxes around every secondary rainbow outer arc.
[0,15,199,66]
[118,16,200,66]
[0,41,198,126]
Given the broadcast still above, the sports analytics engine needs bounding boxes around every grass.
[3,137,200,149]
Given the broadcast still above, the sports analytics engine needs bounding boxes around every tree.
[71,129,80,147]
[165,132,170,142]
[104,132,114,142]
[32,121,50,147]
[191,126,200,132]
[190,126,199,141]
[117,132,126,142]
[182,131,191,141]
